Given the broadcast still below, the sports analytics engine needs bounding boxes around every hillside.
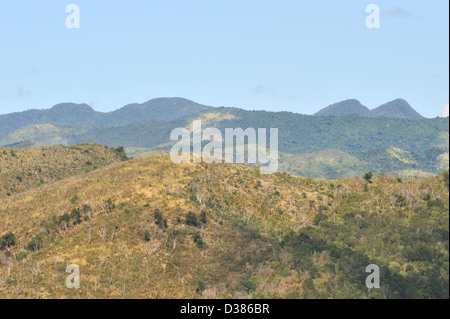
[66,108,447,153]
[279,150,370,179]
[0,98,211,135]
[0,124,83,148]
[0,155,448,299]
[0,144,128,198]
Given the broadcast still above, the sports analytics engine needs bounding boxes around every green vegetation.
[154,209,168,230]
[315,98,425,120]
[0,232,16,250]
[0,104,447,179]
[363,172,373,183]
[0,98,211,135]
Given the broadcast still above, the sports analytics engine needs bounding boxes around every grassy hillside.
[0,155,448,299]
[0,144,127,199]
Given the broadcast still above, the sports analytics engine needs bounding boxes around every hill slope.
[0,124,84,148]
[0,144,127,198]
[0,156,448,299]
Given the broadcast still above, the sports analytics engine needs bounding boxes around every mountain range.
[314,99,425,120]
[0,97,428,136]
[0,97,448,179]
[0,98,211,135]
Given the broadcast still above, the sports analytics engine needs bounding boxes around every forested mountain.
[0,98,211,135]
[314,99,371,117]
[1,97,426,137]
[315,99,425,120]
[370,99,425,120]
[0,99,447,179]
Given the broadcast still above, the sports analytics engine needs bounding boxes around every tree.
[0,232,16,250]
[144,230,151,242]
[363,172,373,183]
[114,146,128,160]
[27,235,44,251]
[154,209,167,229]
[185,212,198,227]
[200,210,207,224]
[192,231,204,248]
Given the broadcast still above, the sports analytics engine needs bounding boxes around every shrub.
[106,198,115,212]
[192,231,204,248]
[144,230,151,242]
[313,214,328,226]
[154,209,167,229]
[200,210,207,224]
[238,273,257,293]
[196,279,207,293]
[27,235,44,251]
[70,208,82,225]
[443,170,449,190]
[58,212,71,226]
[363,172,373,183]
[113,146,128,160]
[185,212,198,227]
[0,232,16,250]
[70,195,79,204]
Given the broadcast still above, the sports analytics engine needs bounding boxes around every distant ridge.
[315,98,425,120]
[0,98,211,135]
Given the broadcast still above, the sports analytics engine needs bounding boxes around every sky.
[0,0,448,118]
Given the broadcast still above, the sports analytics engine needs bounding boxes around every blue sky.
[0,0,448,117]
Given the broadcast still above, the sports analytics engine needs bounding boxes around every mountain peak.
[50,103,95,113]
[314,98,425,120]
[371,99,424,120]
[314,99,371,117]
[112,97,211,122]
